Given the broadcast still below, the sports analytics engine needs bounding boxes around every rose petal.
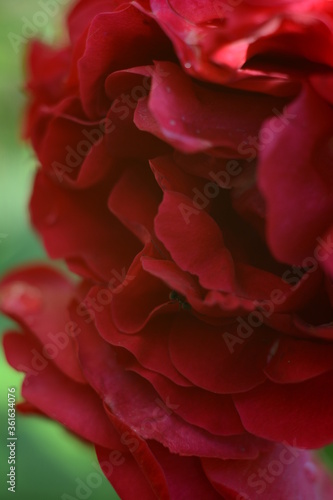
[202,445,331,500]
[126,362,245,436]
[264,336,333,383]
[78,6,173,117]
[3,331,121,449]
[108,164,162,243]
[74,316,266,459]
[169,315,275,394]
[149,441,222,500]
[258,85,333,264]
[0,265,84,383]
[155,191,235,292]
[30,170,141,281]
[234,371,333,448]
[135,62,286,154]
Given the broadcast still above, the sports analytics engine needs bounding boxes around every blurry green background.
[1,2,333,499]
[0,2,118,499]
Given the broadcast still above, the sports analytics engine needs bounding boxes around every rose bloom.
[2,0,333,498]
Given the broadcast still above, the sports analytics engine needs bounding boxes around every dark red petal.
[74,316,265,459]
[109,246,175,333]
[169,315,274,394]
[149,441,221,500]
[24,41,70,113]
[234,372,333,448]
[0,265,84,383]
[202,445,331,500]
[105,412,171,499]
[141,258,203,303]
[264,336,333,383]
[149,154,207,198]
[258,85,333,264]
[293,315,333,341]
[78,6,172,117]
[126,362,245,436]
[36,99,115,188]
[3,332,122,449]
[104,70,171,159]
[142,257,256,318]
[136,62,286,154]
[92,294,190,386]
[311,72,333,105]
[95,444,166,500]
[318,226,333,280]
[16,401,45,416]
[30,170,141,281]
[67,0,122,44]
[155,191,235,292]
[108,164,162,243]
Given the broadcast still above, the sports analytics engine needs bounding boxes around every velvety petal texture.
[3,0,333,498]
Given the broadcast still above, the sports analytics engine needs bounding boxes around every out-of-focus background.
[0,2,118,499]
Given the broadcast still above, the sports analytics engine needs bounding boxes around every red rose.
[258,80,333,272]
[147,0,333,92]
[2,265,333,499]
[3,0,333,497]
